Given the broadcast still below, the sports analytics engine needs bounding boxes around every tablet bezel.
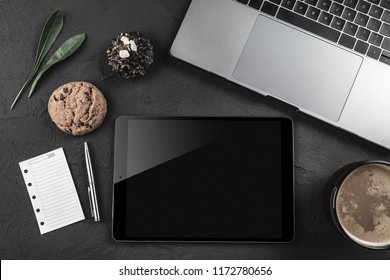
[112,116,294,242]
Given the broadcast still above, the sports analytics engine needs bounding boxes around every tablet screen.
[113,117,294,242]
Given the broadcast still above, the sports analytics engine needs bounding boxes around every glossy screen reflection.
[113,118,294,241]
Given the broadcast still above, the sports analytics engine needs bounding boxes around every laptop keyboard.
[236,0,390,65]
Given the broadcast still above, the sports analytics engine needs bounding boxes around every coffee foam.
[336,163,390,248]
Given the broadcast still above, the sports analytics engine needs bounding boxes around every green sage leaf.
[10,10,64,109]
[28,33,86,97]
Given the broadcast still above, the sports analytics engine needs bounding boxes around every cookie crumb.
[119,50,130,58]
[129,40,137,52]
[120,36,130,45]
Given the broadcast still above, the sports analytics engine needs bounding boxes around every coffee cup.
[330,161,390,249]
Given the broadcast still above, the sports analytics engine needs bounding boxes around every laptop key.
[354,40,370,54]
[356,27,371,40]
[379,22,390,36]
[379,0,390,9]
[319,11,333,25]
[382,37,390,50]
[329,3,344,16]
[382,10,390,23]
[307,6,321,20]
[367,0,379,4]
[333,0,344,3]
[367,45,381,59]
[382,50,390,58]
[261,1,279,16]
[331,16,346,30]
[356,0,371,13]
[344,0,358,8]
[339,33,357,48]
[369,5,383,19]
[317,0,332,11]
[368,32,384,46]
[276,8,341,42]
[381,50,390,64]
[367,17,382,31]
[282,0,296,9]
[342,7,357,21]
[354,13,369,26]
[294,1,309,14]
[379,55,390,64]
[344,22,359,36]
[249,0,264,9]
[270,0,282,3]
[304,0,319,5]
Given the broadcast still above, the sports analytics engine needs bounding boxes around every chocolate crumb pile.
[106,32,154,79]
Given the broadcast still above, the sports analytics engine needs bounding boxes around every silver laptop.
[171,0,390,148]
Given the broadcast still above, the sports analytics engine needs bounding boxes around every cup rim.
[330,160,390,250]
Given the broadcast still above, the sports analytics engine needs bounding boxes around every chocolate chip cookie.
[48,82,107,136]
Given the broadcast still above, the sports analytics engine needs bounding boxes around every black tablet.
[112,116,294,242]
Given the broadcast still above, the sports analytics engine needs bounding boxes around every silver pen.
[84,142,100,222]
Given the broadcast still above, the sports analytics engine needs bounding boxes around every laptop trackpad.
[233,15,362,121]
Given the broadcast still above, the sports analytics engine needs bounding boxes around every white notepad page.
[19,148,84,234]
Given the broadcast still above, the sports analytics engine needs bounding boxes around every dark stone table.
[1,0,389,259]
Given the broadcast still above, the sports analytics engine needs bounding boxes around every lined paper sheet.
[19,148,84,234]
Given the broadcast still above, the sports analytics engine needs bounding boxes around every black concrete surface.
[1,0,390,259]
